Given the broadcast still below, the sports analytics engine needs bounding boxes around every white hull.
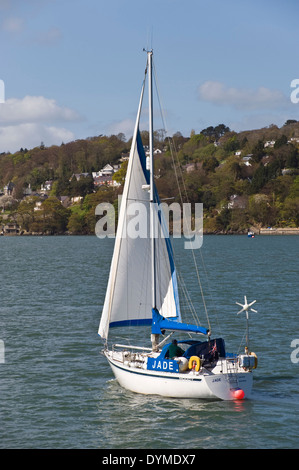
[104,349,253,401]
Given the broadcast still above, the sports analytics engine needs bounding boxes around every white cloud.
[0,95,80,124]
[0,123,74,153]
[198,80,289,110]
[0,95,80,152]
[106,118,135,138]
[2,16,24,32]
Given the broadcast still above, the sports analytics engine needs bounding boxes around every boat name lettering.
[212,377,221,382]
[147,358,179,373]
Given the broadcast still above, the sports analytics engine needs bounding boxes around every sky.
[1,0,299,153]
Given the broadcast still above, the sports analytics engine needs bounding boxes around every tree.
[283,119,297,126]
[16,196,39,232]
[216,208,231,231]
[251,140,264,163]
[251,164,268,193]
[201,124,230,141]
[223,135,239,152]
[112,161,128,185]
[286,148,299,168]
[67,211,86,234]
[214,124,230,139]
[172,132,187,148]
[0,195,14,212]
[248,194,278,226]
[274,135,288,148]
[202,156,219,173]
[35,197,70,234]
[69,175,94,197]
[282,197,299,226]
[288,175,299,199]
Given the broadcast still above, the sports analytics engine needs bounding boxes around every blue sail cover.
[151,308,209,335]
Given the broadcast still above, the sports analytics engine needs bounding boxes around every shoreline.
[2,227,299,237]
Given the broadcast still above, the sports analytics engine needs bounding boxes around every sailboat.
[98,50,257,400]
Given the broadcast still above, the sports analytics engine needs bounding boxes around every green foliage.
[223,135,239,152]
[288,175,299,199]
[112,161,128,184]
[2,121,299,234]
[16,196,70,234]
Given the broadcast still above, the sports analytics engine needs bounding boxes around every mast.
[148,49,156,311]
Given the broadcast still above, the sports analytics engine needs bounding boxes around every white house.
[101,164,114,176]
[41,180,53,192]
[242,155,253,166]
[145,148,163,156]
[264,140,275,148]
[92,164,115,179]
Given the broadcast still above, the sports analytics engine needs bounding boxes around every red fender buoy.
[233,388,245,400]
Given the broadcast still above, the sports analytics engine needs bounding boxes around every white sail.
[98,82,180,341]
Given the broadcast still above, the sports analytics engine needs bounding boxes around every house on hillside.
[92,163,121,188]
[183,163,198,173]
[59,196,71,207]
[4,182,14,195]
[23,184,32,197]
[41,180,53,192]
[71,196,83,204]
[69,173,90,181]
[93,175,120,187]
[228,194,247,210]
[34,201,42,211]
[101,164,114,176]
[145,147,163,156]
[242,155,253,166]
[288,137,299,144]
[264,140,275,148]
[92,163,120,179]
[2,222,20,235]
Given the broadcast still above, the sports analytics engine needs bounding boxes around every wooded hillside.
[1,119,299,234]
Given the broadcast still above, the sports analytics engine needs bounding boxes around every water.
[0,235,298,449]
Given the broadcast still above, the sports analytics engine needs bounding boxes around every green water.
[0,235,298,449]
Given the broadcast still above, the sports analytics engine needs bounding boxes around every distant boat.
[248,231,255,238]
[98,50,257,400]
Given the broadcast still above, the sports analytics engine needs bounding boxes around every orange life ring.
[188,356,201,371]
